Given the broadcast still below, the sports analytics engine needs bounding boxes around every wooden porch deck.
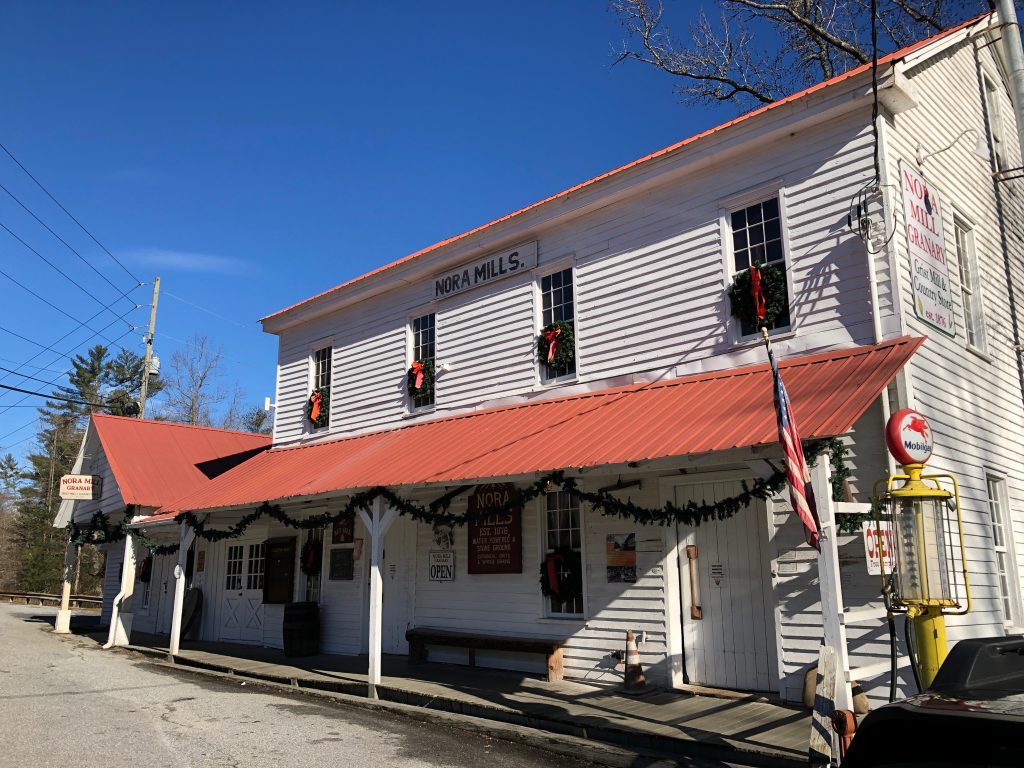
[114,631,810,766]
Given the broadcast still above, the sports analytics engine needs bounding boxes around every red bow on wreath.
[543,327,561,363]
[749,265,766,321]
[309,390,324,422]
[411,361,425,390]
[544,551,564,596]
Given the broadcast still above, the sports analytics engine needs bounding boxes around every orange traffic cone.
[624,629,646,691]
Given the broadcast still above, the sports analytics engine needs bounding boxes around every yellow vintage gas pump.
[873,409,971,689]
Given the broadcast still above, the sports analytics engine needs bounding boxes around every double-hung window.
[544,491,583,617]
[730,196,790,336]
[309,345,332,430]
[410,313,436,409]
[540,268,576,380]
[986,476,1016,625]
[954,219,986,351]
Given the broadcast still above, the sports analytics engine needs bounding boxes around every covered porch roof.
[159,337,923,515]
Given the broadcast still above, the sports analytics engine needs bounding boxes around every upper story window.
[410,313,436,410]
[985,78,1007,174]
[731,196,790,336]
[540,268,576,381]
[954,219,986,352]
[543,490,583,617]
[308,345,332,430]
[986,476,1017,626]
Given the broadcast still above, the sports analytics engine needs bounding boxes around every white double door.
[220,540,265,644]
[675,478,777,692]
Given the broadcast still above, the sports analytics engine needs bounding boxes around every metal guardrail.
[0,591,101,609]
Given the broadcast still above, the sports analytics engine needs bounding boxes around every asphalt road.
[0,604,602,768]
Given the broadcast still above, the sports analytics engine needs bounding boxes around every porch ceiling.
[158,336,923,515]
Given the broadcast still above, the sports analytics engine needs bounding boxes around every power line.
[0,321,137,415]
[0,365,68,388]
[0,299,138,389]
[0,264,124,348]
[0,140,142,285]
[0,219,137,324]
[0,180,138,302]
[0,382,106,408]
[163,289,259,331]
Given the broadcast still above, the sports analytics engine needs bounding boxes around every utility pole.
[138,277,160,419]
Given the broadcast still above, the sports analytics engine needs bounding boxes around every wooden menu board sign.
[467,484,522,574]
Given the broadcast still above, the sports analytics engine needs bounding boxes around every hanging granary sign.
[467,483,523,574]
[59,474,103,500]
[432,241,537,300]
[900,162,955,336]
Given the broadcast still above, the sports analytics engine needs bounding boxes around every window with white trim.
[954,219,985,351]
[985,77,1007,174]
[540,268,576,380]
[730,196,790,336]
[986,476,1016,625]
[410,313,435,409]
[309,345,332,430]
[544,490,583,616]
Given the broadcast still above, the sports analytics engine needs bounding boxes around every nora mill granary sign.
[59,474,103,500]
[432,241,537,300]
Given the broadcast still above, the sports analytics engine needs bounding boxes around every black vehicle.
[842,636,1024,767]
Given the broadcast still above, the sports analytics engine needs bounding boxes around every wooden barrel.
[282,601,320,657]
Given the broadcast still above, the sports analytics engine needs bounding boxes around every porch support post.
[169,525,196,657]
[811,455,853,711]
[54,539,78,634]
[104,532,137,648]
[358,497,398,700]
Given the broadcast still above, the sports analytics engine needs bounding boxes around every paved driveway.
[0,604,598,768]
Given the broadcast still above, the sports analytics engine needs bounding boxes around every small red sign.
[467,484,523,574]
[885,408,934,466]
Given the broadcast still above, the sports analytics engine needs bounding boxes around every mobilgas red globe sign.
[885,408,934,466]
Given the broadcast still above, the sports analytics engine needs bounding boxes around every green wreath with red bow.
[728,263,787,330]
[539,547,583,603]
[407,359,435,400]
[300,539,322,576]
[306,387,330,429]
[537,321,575,373]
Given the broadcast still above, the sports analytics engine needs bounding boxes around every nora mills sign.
[431,241,537,300]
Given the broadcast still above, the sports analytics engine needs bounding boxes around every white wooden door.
[675,479,776,692]
[154,556,173,634]
[381,519,416,654]
[220,542,265,644]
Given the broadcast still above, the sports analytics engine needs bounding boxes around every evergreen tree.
[0,453,23,591]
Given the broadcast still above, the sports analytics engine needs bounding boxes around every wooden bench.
[405,627,567,682]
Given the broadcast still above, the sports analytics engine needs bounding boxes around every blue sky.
[0,2,737,460]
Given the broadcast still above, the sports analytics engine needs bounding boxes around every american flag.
[768,344,822,551]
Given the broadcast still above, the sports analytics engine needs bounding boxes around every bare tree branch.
[611,0,986,108]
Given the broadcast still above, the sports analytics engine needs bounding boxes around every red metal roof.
[160,337,923,514]
[91,414,271,509]
[262,14,987,326]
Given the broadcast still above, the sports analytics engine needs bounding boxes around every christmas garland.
[306,386,330,429]
[67,508,180,556]
[300,539,322,576]
[68,440,845,546]
[537,321,575,372]
[406,360,435,401]
[539,547,583,603]
[728,263,787,330]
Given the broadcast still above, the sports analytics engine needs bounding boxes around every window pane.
[762,197,779,219]
[746,203,762,224]
[540,268,576,379]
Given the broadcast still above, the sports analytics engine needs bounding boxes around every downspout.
[995,0,1024,163]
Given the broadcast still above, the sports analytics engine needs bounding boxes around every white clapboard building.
[103,14,1023,705]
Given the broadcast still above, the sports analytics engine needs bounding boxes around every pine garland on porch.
[67,439,849,545]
